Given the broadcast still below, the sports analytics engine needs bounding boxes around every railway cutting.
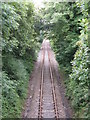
[22,40,73,118]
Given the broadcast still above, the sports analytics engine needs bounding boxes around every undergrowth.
[2,54,35,118]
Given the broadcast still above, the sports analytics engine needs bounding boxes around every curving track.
[22,40,73,118]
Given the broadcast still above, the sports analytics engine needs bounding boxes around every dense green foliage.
[42,2,83,73]
[68,2,89,117]
[42,1,89,118]
[1,0,89,118]
[2,2,40,118]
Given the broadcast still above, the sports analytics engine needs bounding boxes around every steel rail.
[38,43,45,119]
[48,45,59,119]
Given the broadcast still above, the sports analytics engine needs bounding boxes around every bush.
[2,71,21,118]
[2,54,35,118]
[68,42,89,118]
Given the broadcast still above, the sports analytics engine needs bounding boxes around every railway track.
[22,39,72,118]
[38,41,45,118]
[38,40,59,119]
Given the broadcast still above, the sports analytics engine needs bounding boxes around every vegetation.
[1,0,89,118]
[42,1,89,118]
[2,2,40,118]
